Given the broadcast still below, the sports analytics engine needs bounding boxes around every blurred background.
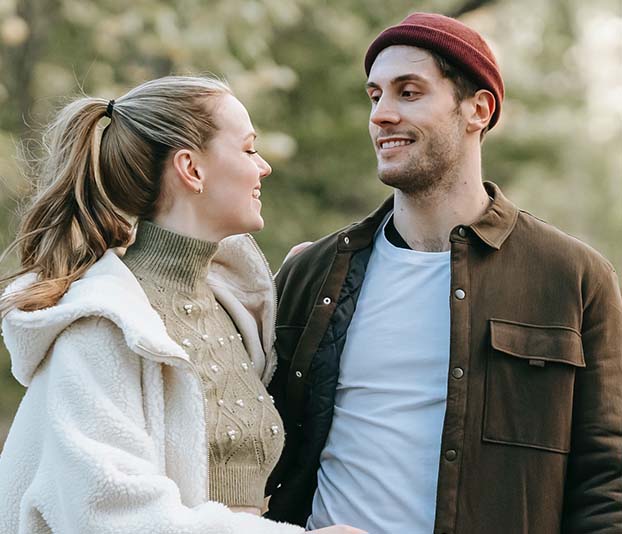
[0,0,620,446]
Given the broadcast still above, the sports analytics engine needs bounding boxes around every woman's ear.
[464,89,495,134]
[171,149,205,194]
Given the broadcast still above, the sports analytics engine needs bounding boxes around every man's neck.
[392,175,490,252]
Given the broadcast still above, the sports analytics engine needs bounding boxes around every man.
[266,12,622,534]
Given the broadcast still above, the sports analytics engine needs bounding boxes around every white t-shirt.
[307,215,451,534]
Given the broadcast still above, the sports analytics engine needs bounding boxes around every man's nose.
[370,96,401,126]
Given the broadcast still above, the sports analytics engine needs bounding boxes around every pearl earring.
[196,186,203,194]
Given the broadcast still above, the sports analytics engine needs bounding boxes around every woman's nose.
[259,156,272,179]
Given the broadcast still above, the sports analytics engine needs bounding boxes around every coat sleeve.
[562,265,622,533]
[22,316,304,534]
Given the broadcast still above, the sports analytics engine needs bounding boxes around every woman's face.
[193,94,272,237]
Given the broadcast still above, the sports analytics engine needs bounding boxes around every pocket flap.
[490,319,585,367]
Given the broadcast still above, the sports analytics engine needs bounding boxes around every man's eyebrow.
[365,73,429,89]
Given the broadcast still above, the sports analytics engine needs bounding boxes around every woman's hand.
[282,241,314,264]
[229,505,261,515]
[307,526,367,533]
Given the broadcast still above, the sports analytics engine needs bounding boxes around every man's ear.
[171,149,205,193]
[464,89,495,134]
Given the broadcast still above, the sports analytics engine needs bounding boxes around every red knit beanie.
[364,12,504,129]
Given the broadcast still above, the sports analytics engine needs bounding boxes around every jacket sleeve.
[22,316,304,534]
[562,265,622,532]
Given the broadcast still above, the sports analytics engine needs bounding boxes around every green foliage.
[0,0,620,443]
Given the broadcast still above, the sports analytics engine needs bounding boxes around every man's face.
[366,45,467,196]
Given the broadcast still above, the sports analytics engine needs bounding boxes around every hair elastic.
[105,100,115,118]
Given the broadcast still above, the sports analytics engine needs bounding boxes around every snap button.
[454,288,466,300]
[445,449,457,461]
[322,297,332,305]
[458,226,467,237]
[295,371,303,378]
[451,367,464,379]
[343,235,350,245]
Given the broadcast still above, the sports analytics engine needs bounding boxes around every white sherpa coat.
[0,234,304,534]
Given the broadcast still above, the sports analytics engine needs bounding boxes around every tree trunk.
[449,0,498,18]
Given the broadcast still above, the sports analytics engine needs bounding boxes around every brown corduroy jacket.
[266,182,622,533]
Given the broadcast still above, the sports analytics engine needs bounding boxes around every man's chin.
[377,167,440,196]
[377,167,411,189]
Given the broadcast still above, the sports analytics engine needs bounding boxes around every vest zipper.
[245,234,278,353]
[134,344,211,500]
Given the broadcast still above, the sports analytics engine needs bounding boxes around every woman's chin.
[251,216,265,233]
[239,214,265,234]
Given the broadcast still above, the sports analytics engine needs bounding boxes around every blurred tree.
[0,0,620,445]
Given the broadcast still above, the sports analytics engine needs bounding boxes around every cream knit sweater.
[122,221,284,509]
[0,247,304,533]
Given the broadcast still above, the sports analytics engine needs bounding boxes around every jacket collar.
[339,181,519,252]
[2,233,277,387]
[470,182,519,250]
[2,250,185,386]
[337,196,394,251]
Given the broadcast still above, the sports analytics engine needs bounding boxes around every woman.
[0,76,364,534]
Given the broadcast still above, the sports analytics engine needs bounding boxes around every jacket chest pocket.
[483,319,585,453]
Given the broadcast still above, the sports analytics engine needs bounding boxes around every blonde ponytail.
[1,76,231,314]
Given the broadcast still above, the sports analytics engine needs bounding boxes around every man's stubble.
[377,111,465,200]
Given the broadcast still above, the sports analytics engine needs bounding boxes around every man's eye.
[369,94,380,103]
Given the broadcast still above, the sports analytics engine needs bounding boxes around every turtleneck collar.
[122,220,219,292]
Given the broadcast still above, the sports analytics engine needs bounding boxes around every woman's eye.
[246,150,258,155]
